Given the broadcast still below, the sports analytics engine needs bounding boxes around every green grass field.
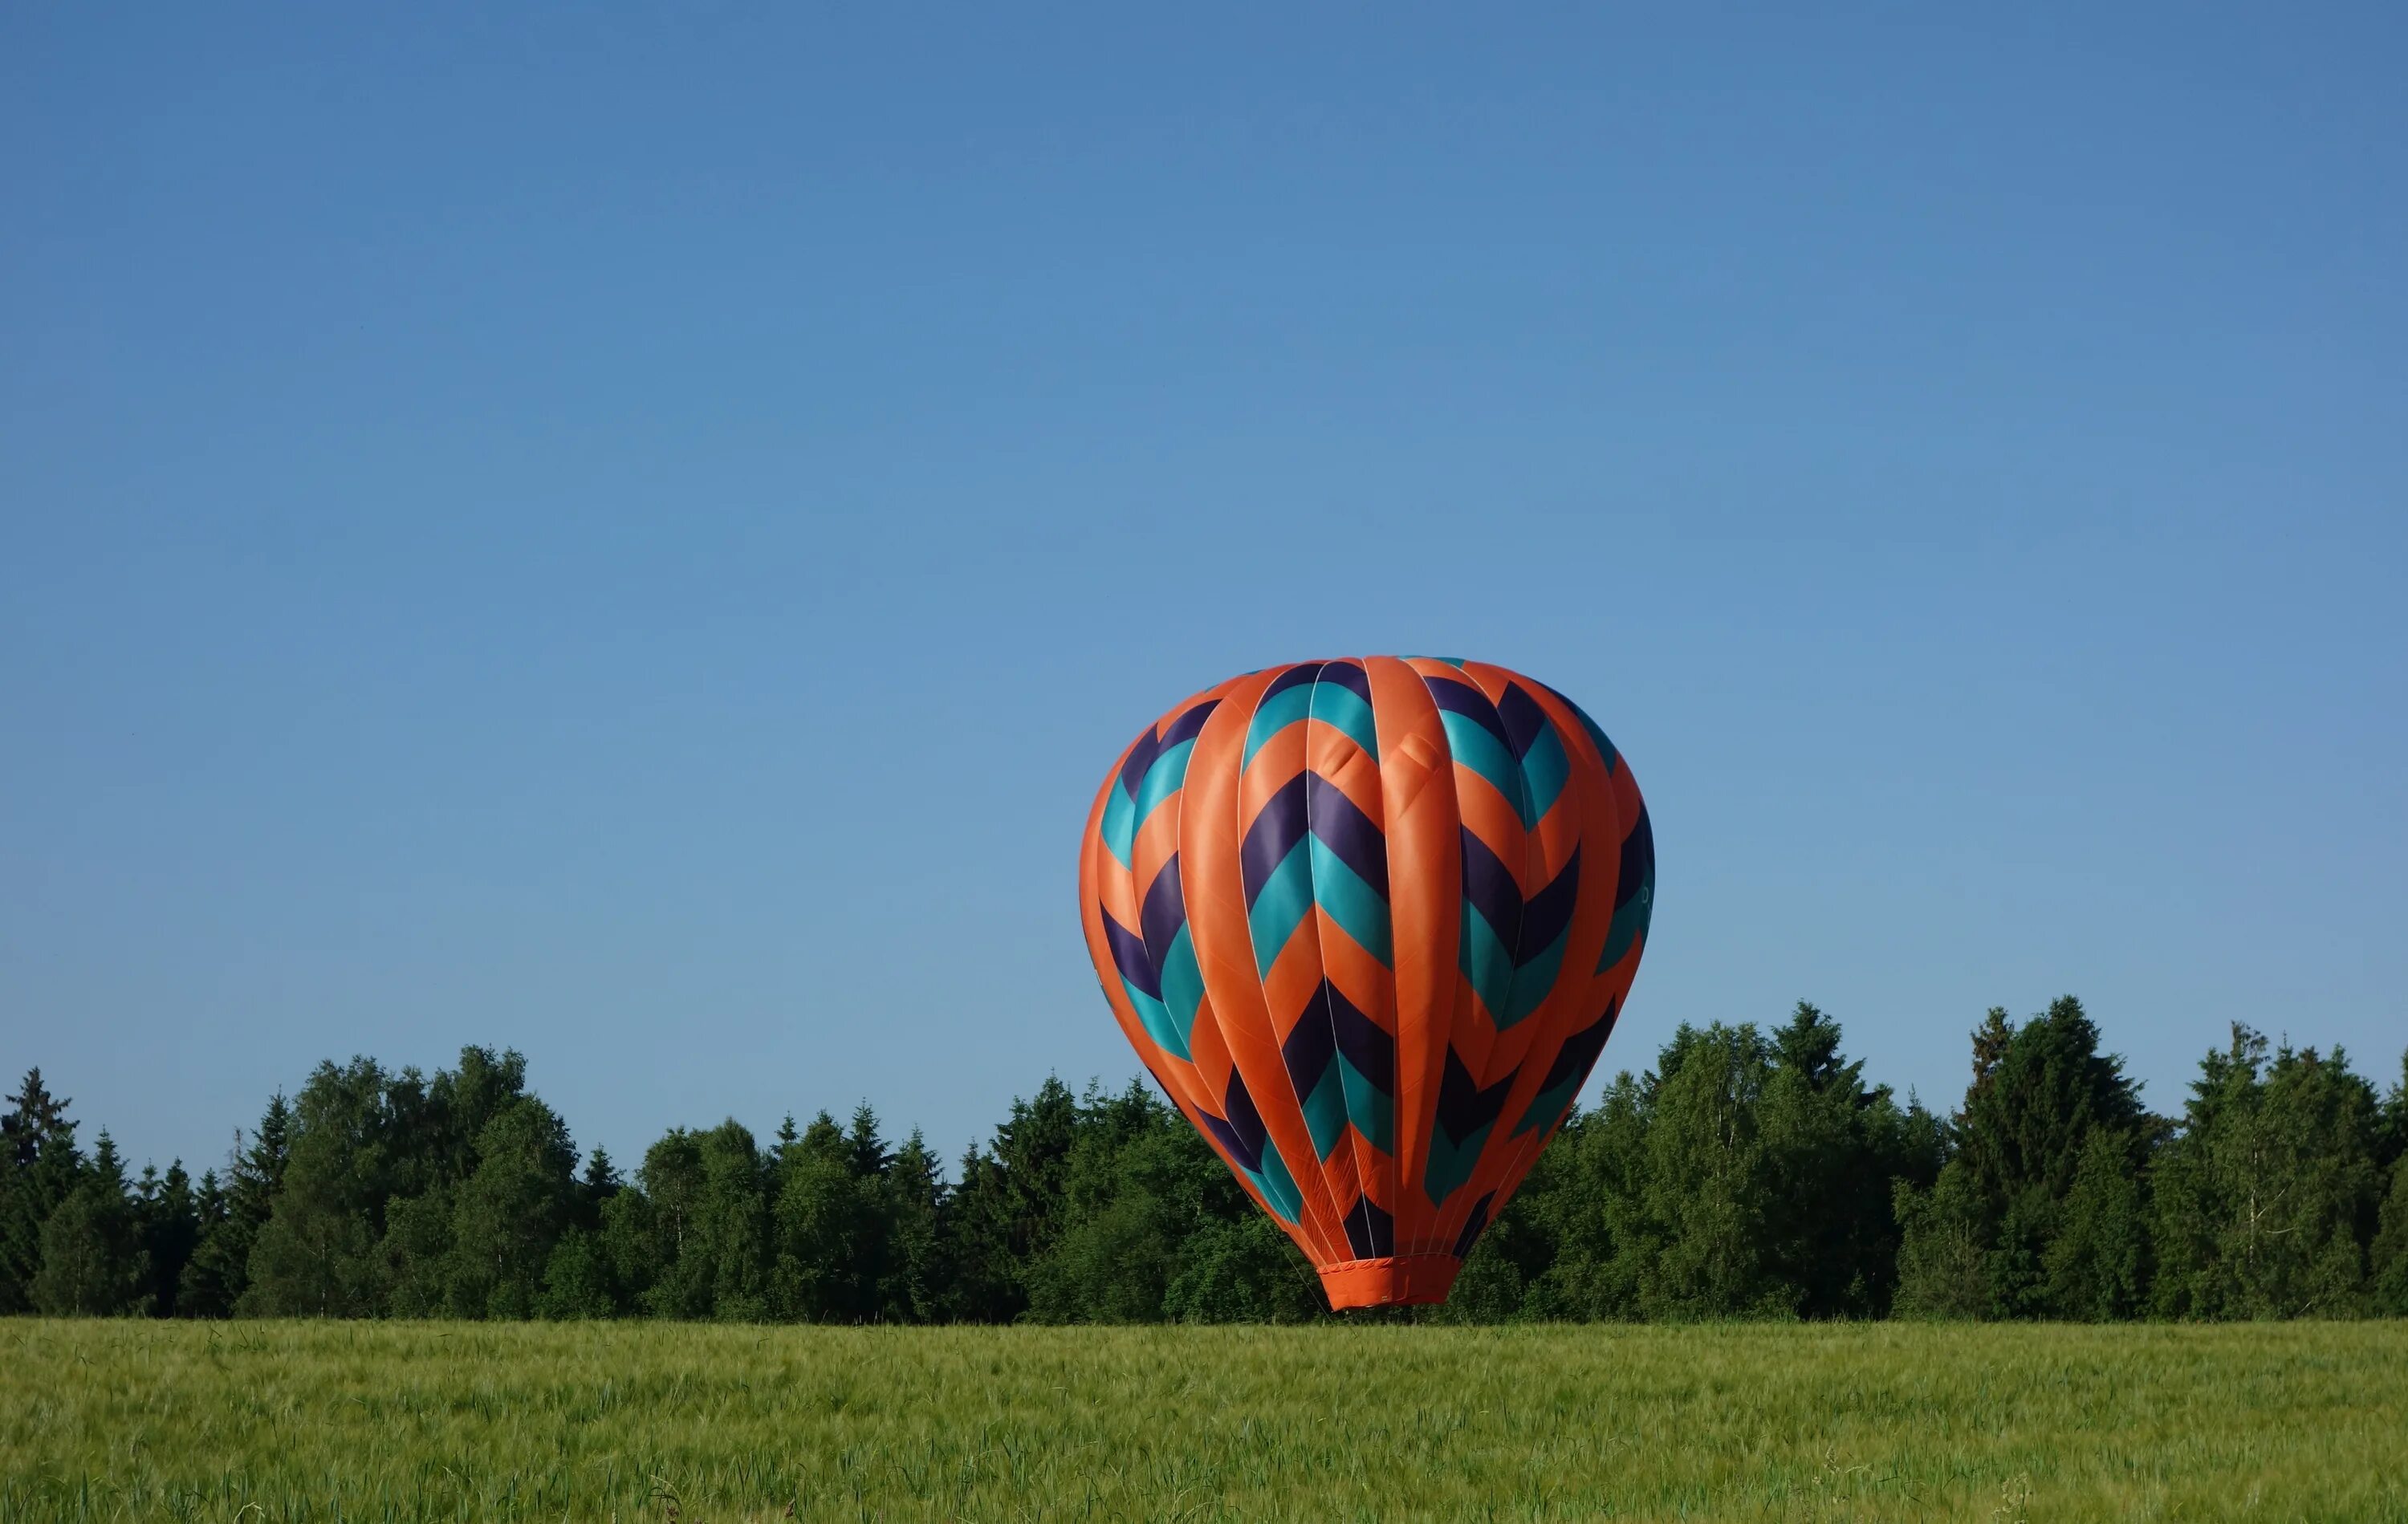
[4,1320,2402,1522]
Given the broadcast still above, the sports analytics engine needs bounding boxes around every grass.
[2,1319,2403,1522]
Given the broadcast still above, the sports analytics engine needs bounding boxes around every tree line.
[5,998,2405,1322]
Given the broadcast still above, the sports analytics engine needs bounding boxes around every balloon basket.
[1318,1254,1463,1310]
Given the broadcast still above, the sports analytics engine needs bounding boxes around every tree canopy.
[6,1003,2404,1323]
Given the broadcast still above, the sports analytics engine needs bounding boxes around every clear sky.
[5,4,2402,1179]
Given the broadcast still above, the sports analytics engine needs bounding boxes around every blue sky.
[5,4,2402,1177]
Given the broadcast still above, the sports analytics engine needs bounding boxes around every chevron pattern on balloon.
[1079,655,1653,1310]
[1425,1046,1518,1206]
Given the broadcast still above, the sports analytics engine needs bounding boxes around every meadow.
[5,1321,2405,1522]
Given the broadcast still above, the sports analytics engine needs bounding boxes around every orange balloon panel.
[1076,658,1654,1309]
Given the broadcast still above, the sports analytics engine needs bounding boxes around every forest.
[6,998,2406,1323]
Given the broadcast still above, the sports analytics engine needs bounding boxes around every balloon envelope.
[1078,657,1653,1309]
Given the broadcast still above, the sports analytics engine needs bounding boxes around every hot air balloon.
[1077,657,1653,1309]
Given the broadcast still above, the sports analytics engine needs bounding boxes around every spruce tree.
[938,1077,1081,1322]
[2150,1027,2383,1319]
[2042,1127,2149,1319]
[31,1131,150,1316]
[0,1069,83,1312]
[2375,1052,2408,1315]
[2372,1151,2408,1316]
[134,1160,201,1317]
[1899,997,2147,1318]
[879,1130,947,1323]
[180,1096,290,1316]
[1759,1002,1937,1317]
[571,1147,621,1236]
[770,1111,867,1321]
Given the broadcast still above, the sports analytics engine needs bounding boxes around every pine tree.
[2150,1026,2383,1319]
[0,1069,83,1313]
[2042,1127,2148,1319]
[134,1160,201,1317]
[1917,996,2148,1318]
[31,1131,150,1316]
[940,1144,1019,1321]
[938,1077,1081,1322]
[770,1112,867,1321]
[1759,1002,1938,1317]
[180,1095,290,1316]
[571,1147,620,1237]
[2375,1052,2408,1315]
[181,1168,230,1315]
[879,1130,947,1323]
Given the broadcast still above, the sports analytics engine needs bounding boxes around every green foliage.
[446,1097,578,1318]
[1023,1080,1299,1323]
[2150,1026,2386,1319]
[2043,1127,2150,1320]
[8,1004,2405,1328]
[1525,1006,1934,1321]
[0,1070,83,1315]
[764,1112,852,1320]
[31,1132,149,1317]
[240,1060,401,1316]
[177,1093,287,1317]
[131,1162,198,1318]
[1161,1214,1326,1322]
[2372,1153,2408,1316]
[1892,1161,1991,1318]
[941,1075,1082,1322]
[617,1120,771,1321]
[1896,997,2150,1319]
[535,1228,618,1319]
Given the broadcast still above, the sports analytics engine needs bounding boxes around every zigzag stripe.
[1280,980,1397,1159]
[1100,698,1218,868]
[1100,905,1155,998]
[1424,1046,1517,1205]
[1304,771,1388,897]
[1512,997,1620,1140]
[1243,662,1325,766]
[1240,774,1309,906]
[1136,855,1206,1057]
[1101,902,1189,1060]
[1424,675,1531,827]
[1597,803,1656,973]
[1434,1046,1516,1143]
[1460,834,1581,1030]
[1240,767,1397,976]
[1538,680,1621,775]
[1191,1069,1304,1225]
[1342,1193,1394,1259]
